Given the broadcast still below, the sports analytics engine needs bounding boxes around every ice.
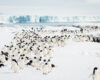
[0,14,100,24]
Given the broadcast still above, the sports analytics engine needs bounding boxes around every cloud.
[0,0,100,16]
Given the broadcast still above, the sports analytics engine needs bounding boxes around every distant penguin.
[31,57,38,67]
[42,63,55,75]
[36,58,43,70]
[92,67,100,80]
[18,57,25,70]
[1,55,6,63]
[11,59,19,73]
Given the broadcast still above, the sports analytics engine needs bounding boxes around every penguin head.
[12,55,14,57]
[26,57,29,60]
[0,63,5,67]
[29,60,33,63]
[39,58,41,61]
[45,63,48,65]
[34,57,37,59]
[93,67,98,75]
[18,52,20,54]
[43,59,46,62]
[40,56,42,59]
[40,50,42,52]
[24,49,26,51]
[51,64,55,68]
[48,59,50,62]
[5,57,8,61]
[94,67,98,71]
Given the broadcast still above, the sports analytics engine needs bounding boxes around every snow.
[0,26,100,80]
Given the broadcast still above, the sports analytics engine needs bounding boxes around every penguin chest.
[94,73,100,80]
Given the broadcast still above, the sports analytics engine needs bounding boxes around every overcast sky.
[0,0,100,16]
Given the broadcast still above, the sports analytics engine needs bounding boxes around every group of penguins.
[60,26,100,43]
[32,26,100,43]
[61,27,99,35]
[0,28,68,74]
[0,26,100,77]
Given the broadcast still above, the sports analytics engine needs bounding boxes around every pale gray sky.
[0,0,100,16]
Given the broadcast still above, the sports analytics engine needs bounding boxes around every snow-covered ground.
[0,26,100,80]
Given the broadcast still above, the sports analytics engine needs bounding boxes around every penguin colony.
[0,25,100,74]
[0,27,67,74]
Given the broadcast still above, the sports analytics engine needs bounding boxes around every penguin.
[18,56,25,70]
[11,59,19,73]
[47,49,53,58]
[35,57,43,70]
[1,51,9,61]
[92,67,100,80]
[31,57,38,67]
[1,54,6,63]
[41,58,55,75]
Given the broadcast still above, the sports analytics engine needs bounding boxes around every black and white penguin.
[92,67,100,80]
[11,59,19,73]
[18,54,25,70]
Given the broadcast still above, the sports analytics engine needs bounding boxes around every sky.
[0,0,100,16]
